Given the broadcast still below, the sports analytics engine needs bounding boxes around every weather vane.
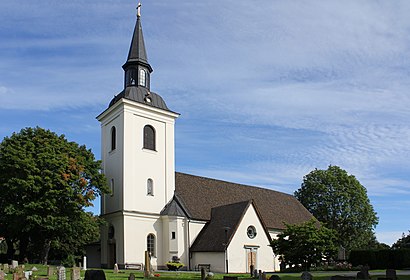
[137,2,142,17]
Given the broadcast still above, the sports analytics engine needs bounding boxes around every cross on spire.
[137,2,142,17]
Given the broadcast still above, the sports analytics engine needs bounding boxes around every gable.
[175,172,314,230]
[190,200,272,252]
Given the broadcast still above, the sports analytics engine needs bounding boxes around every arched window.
[147,234,156,257]
[139,68,146,87]
[143,125,155,150]
[111,126,116,151]
[147,178,154,196]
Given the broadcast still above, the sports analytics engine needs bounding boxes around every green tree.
[392,231,410,249]
[294,165,378,251]
[0,127,109,264]
[271,219,337,270]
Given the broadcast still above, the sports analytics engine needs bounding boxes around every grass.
[2,264,410,280]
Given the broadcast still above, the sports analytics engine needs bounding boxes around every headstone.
[82,257,87,271]
[31,267,38,272]
[47,266,54,277]
[259,270,263,280]
[301,271,313,280]
[57,266,66,280]
[201,267,205,280]
[269,275,281,280]
[3,264,9,273]
[24,271,32,279]
[262,272,267,280]
[357,265,370,280]
[71,267,81,280]
[113,263,119,274]
[128,273,135,280]
[253,269,258,278]
[11,260,18,269]
[0,270,5,280]
[386,269,397,280]
[144,251,152,278]
[84,270,106,280]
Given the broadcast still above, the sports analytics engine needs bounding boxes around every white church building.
[94,8,313,273]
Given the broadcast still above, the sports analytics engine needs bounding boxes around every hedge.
[349,249,410,269]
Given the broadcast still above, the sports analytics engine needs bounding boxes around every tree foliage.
[294,165,378,251]
[392,231,410,249]
[271,219,337,270]
[0,127,109,263]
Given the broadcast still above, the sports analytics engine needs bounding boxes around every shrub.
[166,261,184,271]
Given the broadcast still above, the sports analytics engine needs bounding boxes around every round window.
[247,226,257,239]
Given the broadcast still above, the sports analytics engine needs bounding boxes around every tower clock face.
[247,225,257,239]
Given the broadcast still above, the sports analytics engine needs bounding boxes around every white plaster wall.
[99,104,125,215]
[189,220,206,246]
[122,101,177,214]
[100,213,125,267]
[123,213,162,269]
[191,252,225,273]
[227,204,275,273]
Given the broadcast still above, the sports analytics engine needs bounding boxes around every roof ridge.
[175,171,295,198]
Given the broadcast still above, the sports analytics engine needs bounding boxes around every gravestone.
[57,266,66,280]
[201,267,205,280]
[113,263,119,274]
[253,269,258,278]
[31,267,38,272]
[24,271,32,279]
[47,266,54,277]
[386,269,397,280]
[0,270,5,280]
[301,271,313,280]
[11,260,18,269]
[357,266,370,280]
[128,273,135,280]
[82,257,87,271]
[84,270,106,280]
[3,264,9,273]
[71,267,81,280]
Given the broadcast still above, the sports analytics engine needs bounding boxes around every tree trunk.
[6,238,15,261]
[19,236,29,263]
[41,239,51,265]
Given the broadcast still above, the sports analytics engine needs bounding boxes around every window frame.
[143,125,156,151]
[147,233,156,257]
[147,178,154,196]
[111,126,116,151]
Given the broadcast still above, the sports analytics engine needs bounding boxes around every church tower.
[97,5,179,268]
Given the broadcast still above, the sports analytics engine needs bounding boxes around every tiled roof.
[190,200,252,252]
[175,172,314,230]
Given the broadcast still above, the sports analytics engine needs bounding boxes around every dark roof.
[190,200,251,252]
[175,172,314,230]
[109,86,172,112]
[160,194,192,217]
[123,14,152,72]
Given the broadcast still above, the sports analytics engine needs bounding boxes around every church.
[94,7,313,273]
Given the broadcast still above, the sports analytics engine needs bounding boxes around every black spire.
[122,5,153,90]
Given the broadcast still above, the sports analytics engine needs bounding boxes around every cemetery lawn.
[4,265,410,280]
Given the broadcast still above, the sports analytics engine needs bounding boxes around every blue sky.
[1,1,410,246]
